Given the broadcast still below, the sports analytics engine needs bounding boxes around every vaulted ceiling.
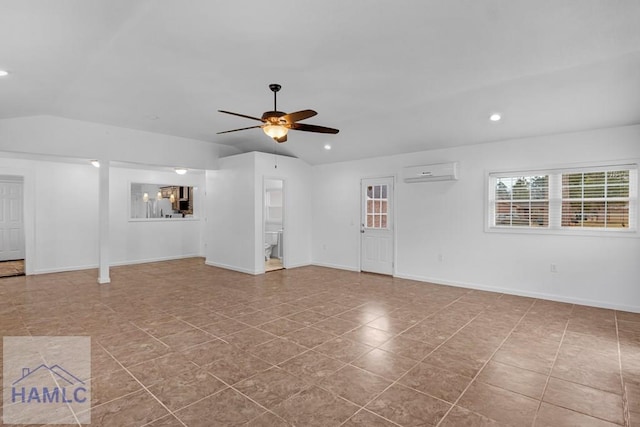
[1,1,639,165]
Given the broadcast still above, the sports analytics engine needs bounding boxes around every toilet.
[264,231,279,261]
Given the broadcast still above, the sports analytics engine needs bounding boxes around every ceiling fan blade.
[290,123,339,134]
[281,109,317,123]
[274,134,287,143]
[218,110,265,122]
[216,125,263,134]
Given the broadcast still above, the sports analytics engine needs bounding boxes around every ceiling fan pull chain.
[273,139,278,169]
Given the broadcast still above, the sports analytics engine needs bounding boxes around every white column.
[97,159,110,284]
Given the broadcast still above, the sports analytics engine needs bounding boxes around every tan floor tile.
[492,334,560,375]
[400,361,473,402]
[258,318,306,336]
[282,326,335,348]
[627,380,640,413]
[336,308,382,324]
[314,337,374,363]
[313,317,360,335]
[178,338,234,367]
[477,360,548,400]
[379,335,436,361]
[160,328,215,351]
[204,352,272,385]
[245,411,290,426]
[199,318,249,337]
[88,389,170,427]
[534,402,621,427]
[224,327,276,349]
[90,368,142,406]
[543,377,624,425]
[127,351,198,387]
[286,309,328,326]
[234,367,309,409]
[174,388,264,427]
[458,381,539,426]
[147,368,226,411]
[352,348,416,381]
[145,414,185,427]
[342,325,395,347]
[249,337,307,365]
[439,405,510,426]
[0,259,631,427]
[278,350,345,383]
[272,385,359,426]
[320,364,392,406]
[366,383,451,426]
[343,410,398,426]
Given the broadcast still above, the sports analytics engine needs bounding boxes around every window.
[494,175,549,227]
[365,184,388,229]
[488,164,637,234]
[561,170,630,228]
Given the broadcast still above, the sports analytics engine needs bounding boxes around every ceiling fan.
[217,84,339,143]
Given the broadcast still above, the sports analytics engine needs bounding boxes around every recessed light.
[489,113,502,122]
[90,160,100,168]
[175,168,187,175]
[0,70,9,77]
[324,144,332,150]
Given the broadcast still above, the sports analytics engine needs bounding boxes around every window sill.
[485,225,638,238]
[129,217,200,223]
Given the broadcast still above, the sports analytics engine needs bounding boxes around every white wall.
[312,125,640,312]
[0,156,99,274]
[205,153,258,274]
[0,115,240,169]
[0,115,235,274]
[255,152,312,270]
[109,166,205,266]
[0,154,208,274]
[206,151,312,274]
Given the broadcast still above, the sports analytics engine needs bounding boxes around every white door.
[361,177,394,275]
[0,179,25,261]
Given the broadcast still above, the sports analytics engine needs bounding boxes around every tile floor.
[0,257,638,426]
[0,260,25,278]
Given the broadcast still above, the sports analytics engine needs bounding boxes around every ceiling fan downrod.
[269,83,281,111]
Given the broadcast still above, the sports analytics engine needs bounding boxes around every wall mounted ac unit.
[402,162,459,183]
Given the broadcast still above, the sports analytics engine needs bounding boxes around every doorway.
[361,177,394,275]
[264,178,284,272]
[0,176,25,277]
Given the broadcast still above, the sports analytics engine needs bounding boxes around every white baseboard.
[32,263,98,275]
[110,254,201,267]
[31,254,203,275]
[394,272,640,314]
[312,262,360,272]
[283,261,312,270]
[205,260,260,275]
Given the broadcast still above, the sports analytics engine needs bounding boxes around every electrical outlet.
[550,264,557,273]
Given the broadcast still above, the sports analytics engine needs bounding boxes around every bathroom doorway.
[264,178,284,272]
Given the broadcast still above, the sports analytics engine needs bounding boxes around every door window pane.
[365,184,389,229]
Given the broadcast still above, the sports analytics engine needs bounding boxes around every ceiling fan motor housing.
[261,111,287,124]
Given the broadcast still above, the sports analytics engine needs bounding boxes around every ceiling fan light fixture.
[263,124,288,139]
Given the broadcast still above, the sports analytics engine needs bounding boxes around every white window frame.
[486,161,639,237]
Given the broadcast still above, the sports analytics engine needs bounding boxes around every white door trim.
[262,176,286,273]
